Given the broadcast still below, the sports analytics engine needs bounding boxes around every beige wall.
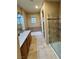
[17,7,41,31]
[27,13,41,28]
[17,7,28,29]
[41,1,60,44]
[17,37,22,59]
[45,2,60,18]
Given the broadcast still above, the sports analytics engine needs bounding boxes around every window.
[17,13,25,31]
[17,14,24,24]
[31,16,36,24]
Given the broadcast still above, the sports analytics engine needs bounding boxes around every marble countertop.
[18,30,31,47]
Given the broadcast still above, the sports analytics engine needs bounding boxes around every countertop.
[18,30,31,47]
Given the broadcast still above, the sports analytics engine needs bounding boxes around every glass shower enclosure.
[48,17,61,59]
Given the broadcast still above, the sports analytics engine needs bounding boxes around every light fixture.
[35,5,38,9]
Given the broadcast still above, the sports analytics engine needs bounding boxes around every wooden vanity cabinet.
[20,32,32,59]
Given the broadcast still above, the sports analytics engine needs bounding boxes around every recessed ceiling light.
[35,5,38,9]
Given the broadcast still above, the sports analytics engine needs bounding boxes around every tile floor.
[27,31,59,59]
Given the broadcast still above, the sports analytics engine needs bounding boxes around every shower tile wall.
[48,18,61,43]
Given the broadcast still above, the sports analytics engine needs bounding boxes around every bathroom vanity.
[19,30,32,59]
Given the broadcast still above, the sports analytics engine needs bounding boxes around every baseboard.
[28,27,41,32]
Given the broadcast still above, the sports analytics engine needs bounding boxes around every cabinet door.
[20,33,32,59]
[20,40,28,59]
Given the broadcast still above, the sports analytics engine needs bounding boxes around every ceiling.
[17,0,44,13]
[17,0,60,13]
